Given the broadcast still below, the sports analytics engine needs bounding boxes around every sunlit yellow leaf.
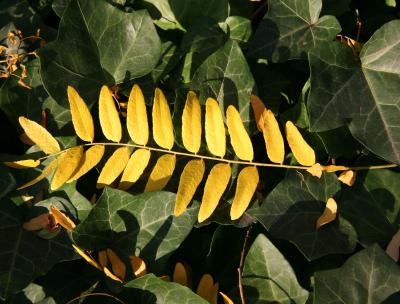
[250,94,266,132]
[51,146,83,190]
[152,88,174,149]
[22,213,51,231]
[119,149,151,190]
[72,244,102,270]
[285,121,315,166]
[98,250,108,268]
[174,159,205,216]
[230,167,259,220]
[18,116,60,154]
[50,205,76,231]
[338,170,356,186]
[173,262,191,288]
[316,198,337,230]
[198,163,231,223]
[67,86,94,142]
[99,85,122,142]
[97,147,131,189]
[127,84,149,145]
[205,98,226,157]
[144,154,176,192]
[262,110,284,164]
[17,158,58,190]
[104,267,123,282]
[226,105,253,161]
[196,274,218,304]
[4,159,40,169]
[220,292,234,304]
[182,91,202,153]
[130,256,147,277]
[306,163,324,178]
[324,165,349,172]
[67,145,105,182]
[386,229,400,262]
[106,248,126,280]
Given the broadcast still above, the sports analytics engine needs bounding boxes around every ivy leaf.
[242,234,309,304]
[0,198,74,299]
[249,171,357,260]
[308,20,400,164]
[249,0,341,62]
[314,244,400,303]
[39,0,161,106]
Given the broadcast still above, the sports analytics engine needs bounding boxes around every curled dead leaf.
[338,170,356,186]
[129,256,147,277]
[50,205,76,231]
[22,213,51,231]
[316,198,337,230]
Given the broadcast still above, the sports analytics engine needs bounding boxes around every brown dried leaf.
[315,198,337,230]
[50,205,76,231]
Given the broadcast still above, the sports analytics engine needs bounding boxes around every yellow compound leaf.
[17,158,58,190]
[104,267,123,283]
[315,198,337,230]
[106,248,126,281]
[72,244,102,270]
[262,110,284,164]
[230,166,259,220]
[250,94,266,132]
[226,105,254,161]
[67,86,94,142]
[51,146,83,190]
[68,145,105,182]
[182,91,202,153]
[220,292,234,304]
[130,256,147,277]
[99,85,122,142]
[285,121,316,166]
[152,88,174,149]
[196,274,218,304]
[338,170,356,186]
[127,84,149,145]
[18,116,60,154]
[173,262,191,288]
[144,154,176,192]
[4,159,40,169]
[386,229,400,262]
[174,159,205,216]
[22,213,51,231]
[198,163,231,223]
[98,250,108,268]
[205,98,226,157]
[50,205,76,231]
[306,163,324,178]
[119,149,151,190]
[97,147,131,189]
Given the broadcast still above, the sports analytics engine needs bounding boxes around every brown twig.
[65,292,126,304]
[238,225,253,304]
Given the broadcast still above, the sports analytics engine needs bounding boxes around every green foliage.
[1,0,400,303]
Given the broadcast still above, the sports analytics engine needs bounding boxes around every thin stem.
[65,292,126,304]
[238,225,252,304]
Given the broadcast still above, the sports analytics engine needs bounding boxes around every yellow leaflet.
[338,170,356,186]
[22,213,50,231]
[106,249,126,280]
[250,94,266,132]
[285,121,315,166]
[144,154,176,192]
[50,205,76,231]
[220,292,234,304]
[230,166,259,220]
[226,105,254,161]
[4,159,40,169]
[97,147,131,189]
[196,274,218,304]
[119,149,151,190]
[174,159,205,216]
[152,88,174,149]
[127,84,149,145]
[51,146,83,190]
[17,158,58,190]
[98,250,108,268]
[129,256,147,277]
[198,163,231,223]
[315,198,337,230]
[173,262,191,287]
[205,98,226,157]
[68,145,105,182]
[72,244,102,270]
[18,116,60,154]
[324,165,349,172]
[104,267,123,283]
[306,163,324,178]
[99,85,122,142]
[67,86,94,142]
[182,91,201,153]
[386,229,400,262]
[262,110,284,164]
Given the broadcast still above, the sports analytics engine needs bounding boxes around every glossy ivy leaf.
[340,169,400,247]
[0,198,75,300]
[308,20,400,164]
[314,244,400,303]
[39,0,161,106]
[121,274,208,303]
[249,171,357,260]
[72,188,198,268]
[222,16,252,45]
[242,234,309,304]
[249,0,341,62]
[192,39,256,132]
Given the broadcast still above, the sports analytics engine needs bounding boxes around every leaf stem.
[238,225,252,304]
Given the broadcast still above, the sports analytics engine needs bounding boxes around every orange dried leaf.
[22,213,51,231]
[338,170,356,186]
[98,250,108,268]
[106,249,126,280]
[72,244,102,270]
[173,262,191,288]
[220,292,234,304]
[316,198,337,230]
[50,205,76,231]
[129,256,147,277]
[196,274,217,303]
[250,95,266,132]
